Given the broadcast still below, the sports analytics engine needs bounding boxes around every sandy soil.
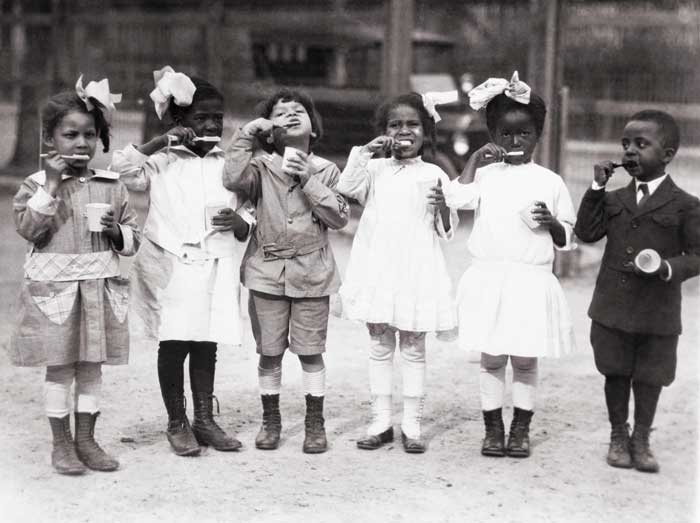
[0,187,697,523]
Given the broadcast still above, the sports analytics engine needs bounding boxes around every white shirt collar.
[636,174,667,196]
[29,169,120,185]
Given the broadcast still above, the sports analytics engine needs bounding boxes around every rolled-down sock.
[302,368,326,397]
[74,362,102,414]
[258,365,282,396]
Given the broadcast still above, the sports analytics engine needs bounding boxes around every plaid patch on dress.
[30,282,79,324]
[105,279,129,323]
[25,251,120,281]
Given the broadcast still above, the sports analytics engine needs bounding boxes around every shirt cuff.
[434,208,457,241]
[237,203,257,227]
[113,224,135,255]
[27,186,59,215]
[123,143,151,166]
[554,221,577,251]
[660,260,673,282]
[591,180,606,191]
[445,178,480,210]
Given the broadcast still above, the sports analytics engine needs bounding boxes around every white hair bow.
[421,90,459,122]
[468,71,531,111]
[75,75,122,123]
[149,66,196,120]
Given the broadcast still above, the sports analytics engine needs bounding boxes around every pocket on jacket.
[606,205,623,218]
[105,277,130,323]
[27,280,79,325]
[652,214,680,228]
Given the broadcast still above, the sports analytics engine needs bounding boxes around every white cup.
[205,201,228,231]
[282,146,302,173]
[86,203,111,232]
[519,201,540,229]
[634,248,662,274]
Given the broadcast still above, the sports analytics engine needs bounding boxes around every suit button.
[621,276,628,283]
[287,217,293,224]
[631,221,639,228]
[623,261,634,268]
[625,246,634,254]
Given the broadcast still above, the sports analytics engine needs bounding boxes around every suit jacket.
[575,176,700,336]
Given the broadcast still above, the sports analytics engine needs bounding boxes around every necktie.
[637,183,650,208]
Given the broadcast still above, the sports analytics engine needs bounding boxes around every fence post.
[381,0,413,97]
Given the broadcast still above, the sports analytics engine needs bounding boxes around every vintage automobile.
[143,20,489,177]
[237,22,488,177]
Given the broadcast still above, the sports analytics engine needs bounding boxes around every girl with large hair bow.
[337,91,459,453]
[111,66,254,457]
[445,72,577,459]
[10,76,140,475]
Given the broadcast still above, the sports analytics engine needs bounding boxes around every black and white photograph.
[0,1,698,521]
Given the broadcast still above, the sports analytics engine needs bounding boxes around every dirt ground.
[0,183,697,523]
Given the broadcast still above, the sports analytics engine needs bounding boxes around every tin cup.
[634,248,662,274]
[205,201,228,231]
[86,203,111,232]
[282,146,302,173]
[417,178,438,205]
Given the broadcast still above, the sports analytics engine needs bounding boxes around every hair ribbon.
[149,66,196,120]
[421,90,459,122]
[468,71,531,111]
[75,75,122,123]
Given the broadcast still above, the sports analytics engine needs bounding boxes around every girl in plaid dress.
[10,78,140,475]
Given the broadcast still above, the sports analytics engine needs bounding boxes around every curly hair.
[256,88,323,149]
[42,91,112,152]
[373,92,437,159]
[485,92,547,139]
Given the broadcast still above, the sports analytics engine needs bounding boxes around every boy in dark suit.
[575,110,700,473]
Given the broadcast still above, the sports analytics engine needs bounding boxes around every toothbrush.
[40,153,90,160]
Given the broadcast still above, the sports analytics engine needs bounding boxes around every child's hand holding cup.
[86,203,112,232]
[519,201,542,229]
[205,201,229,231]
[633,248,670,279]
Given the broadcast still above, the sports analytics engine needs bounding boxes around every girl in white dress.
[445,72,576,458]
[338,92,458,453]
[112,68,253,457]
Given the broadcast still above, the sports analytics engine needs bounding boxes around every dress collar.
[30,169,120,185]
[389,156,422,166]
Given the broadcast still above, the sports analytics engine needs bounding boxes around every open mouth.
[283,121,301,129]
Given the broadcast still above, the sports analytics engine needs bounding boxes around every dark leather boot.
[506,408,534,458]
[303,394,328,454]
[481,408,506,457]
[607,423,632,468]
[192,393,242,451]
[48,416,86,475]
[165,395,201,457]
[255,394,282,450]
[630,425,659,473]
[74,412,119,471]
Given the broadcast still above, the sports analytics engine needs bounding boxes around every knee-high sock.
[512,356,538,411]
[400,335,426,439]
[45,364,75,418]
[633,381,662,428]
[479,354,507,411]
[157,340,190,404]
[302,368,326,397]
[605,375,631,425]
[258,365,282,396]
[368,345,394,435]
[189,342,217,395]
[74,362,102,414]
